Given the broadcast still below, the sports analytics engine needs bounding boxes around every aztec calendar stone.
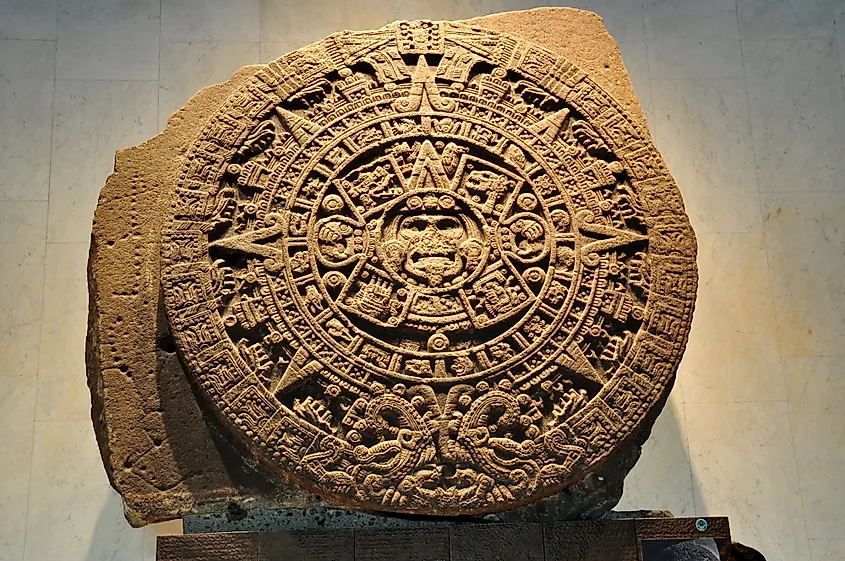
[162,20,698,515]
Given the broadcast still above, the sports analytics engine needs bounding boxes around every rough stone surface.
[86,64,323,527]
[87,8,697,526]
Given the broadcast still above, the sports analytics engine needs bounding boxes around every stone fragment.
[87,8,697,525]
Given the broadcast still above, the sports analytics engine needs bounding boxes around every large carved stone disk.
[162,20,697,515]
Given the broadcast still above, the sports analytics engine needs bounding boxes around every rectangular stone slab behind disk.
[86,7,653,526]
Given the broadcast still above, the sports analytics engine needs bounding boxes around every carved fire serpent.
[162,20,697,515]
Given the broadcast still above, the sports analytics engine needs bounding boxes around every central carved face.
[398,213,467,286]
[378,191,487,290]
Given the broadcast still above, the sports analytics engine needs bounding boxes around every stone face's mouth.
[406,250,463,286]
[411,247,457,262]
[411,254,461,275]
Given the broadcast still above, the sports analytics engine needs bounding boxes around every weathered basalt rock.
[87,8,697,526]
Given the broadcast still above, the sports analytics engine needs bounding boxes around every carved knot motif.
[162,20,697,514]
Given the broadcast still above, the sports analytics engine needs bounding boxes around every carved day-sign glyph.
[162,20,697,514]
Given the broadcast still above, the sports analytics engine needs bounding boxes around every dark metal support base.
[160,515,731,560]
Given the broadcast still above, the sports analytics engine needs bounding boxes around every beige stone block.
[89,8,693,523]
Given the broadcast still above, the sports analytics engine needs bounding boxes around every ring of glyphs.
[162,20,698,515]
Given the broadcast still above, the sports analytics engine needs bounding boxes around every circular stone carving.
[162,20,697,515]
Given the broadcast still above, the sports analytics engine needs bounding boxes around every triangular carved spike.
[408,140,450,191]
[528,108,570,143]
[273,347,321,397]
[393,55,456,113]
[555,340,607,386]
[275,106,320,145]
[208,214,286,259]
[573,210,648,267]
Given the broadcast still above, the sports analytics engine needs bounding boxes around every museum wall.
[1,1,844,561]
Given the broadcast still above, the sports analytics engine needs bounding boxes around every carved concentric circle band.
[162,20,697,514]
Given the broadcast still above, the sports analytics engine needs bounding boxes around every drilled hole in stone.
[226,502,248,521]
[156,333,177,353]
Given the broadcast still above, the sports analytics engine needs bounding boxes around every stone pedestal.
[156,516,730,560]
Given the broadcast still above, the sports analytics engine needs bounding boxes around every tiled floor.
[0,0,843,559]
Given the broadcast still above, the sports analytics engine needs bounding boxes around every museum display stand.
[158,511,731,560]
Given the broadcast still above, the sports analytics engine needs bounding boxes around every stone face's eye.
[399,216,429,238]
[437,218,459,231]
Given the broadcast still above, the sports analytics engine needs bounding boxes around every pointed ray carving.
[208,213,286,259]
[407,140,451,191]
[393,55,456,114]
[275,106,321,145]
[555,339,607,386]
[273,346,322,397]
[573,210,647,267]
[529,108,570,143]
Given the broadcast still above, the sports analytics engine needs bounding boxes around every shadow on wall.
[616,390,701,518]
[84,487,145,560]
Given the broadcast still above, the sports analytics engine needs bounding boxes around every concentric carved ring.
[162,20,697,514]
